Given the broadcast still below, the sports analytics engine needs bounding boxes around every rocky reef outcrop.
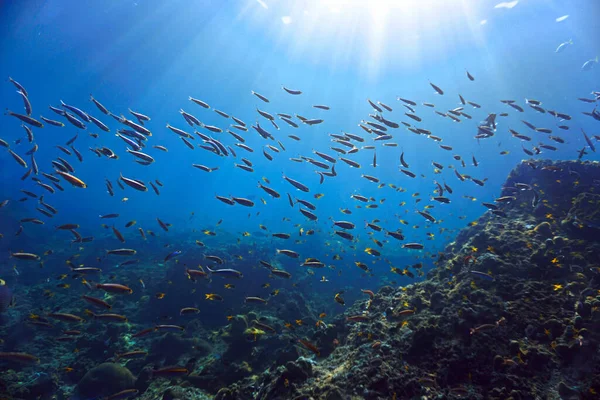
[213,160,600,399]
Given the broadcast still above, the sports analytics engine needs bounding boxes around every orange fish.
[297,339,320,356]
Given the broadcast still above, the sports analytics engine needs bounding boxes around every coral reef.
[209,161,600,399]
[76,362,136,398]
[2,160,600,400]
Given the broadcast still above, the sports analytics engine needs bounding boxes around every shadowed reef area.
[2,159,600,400]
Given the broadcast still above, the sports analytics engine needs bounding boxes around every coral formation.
[76,362,136,398]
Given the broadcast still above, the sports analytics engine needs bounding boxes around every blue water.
[0,0,599,318]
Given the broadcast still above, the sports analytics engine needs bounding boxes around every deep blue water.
[0,0,599,317]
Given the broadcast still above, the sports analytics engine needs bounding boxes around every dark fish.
[5,110,43,128]
[335,231,354,241]
[60,100,90,122]
[582,129,596,152]
[282,86,302,95]
[368,99,382,113]
[400,169,415,178]
[64,111,86,129]
[150,181,160,195]
[216,195,235,205]
[113,226,125,242]
[299,208,318,221]
[508,103,524,112]
[232,197,254,207]
[400,152,409,168]
[17,90,32,115]
[429,81,444,95]
[88,114,110,132]
[283,174,309,192]
[251,91,270,103]
[258,183,280,198]
[405,113,421,122]
[157,218,169,231]
[90,95,109,114]
[164,250,182,262]
[8,77,28,96]
[397,97,417,106]
[189,96,210,108]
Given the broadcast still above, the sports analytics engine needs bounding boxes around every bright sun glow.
[245,0,490,78]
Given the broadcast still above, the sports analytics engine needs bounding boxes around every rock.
[533,222,553,239]
[493,355,504,370]
[563,192,600,235]
[557,381,580,399]
[543,319,563,336]
[429,291,444,311]
[14,373,58,400]
[282,359,312,382]
[552,236,567,248]
[369,357,382,367]
[379,286,394,295]
[214,387,236,400]
[135,367,152,394]
[150,333,196,364]
[162,386,186,400]
[509,340,520,353]
[76,363,136,398]
[323,385,345,400]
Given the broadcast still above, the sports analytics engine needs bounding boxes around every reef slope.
[217,159,600,400]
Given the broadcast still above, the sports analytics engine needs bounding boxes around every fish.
[251,90,270,102]
[276,249,299,258]
[582,56,598,71]
[151,366,189,377]
[470,271,494,281]
[429,81,444,95]
[164,250,182,262]
[283,174,309,192]
[96,283,133,294]
[8,150,27,168]
[245,296,268,304]
[297,339,320,356]
[106,248,137,256]
[555,39,573,53]
[120,173,147,191]
[10,252,41,261]
[402,243,424,250]
[5,110,43,128]
[16,90,32,115]
[582,129,596,152]
[0,352,40,365]
[8,77,28,97]
[282,86,302,95]
[206,267,243,278]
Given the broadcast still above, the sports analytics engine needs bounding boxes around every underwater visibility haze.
[1,0,600,399]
